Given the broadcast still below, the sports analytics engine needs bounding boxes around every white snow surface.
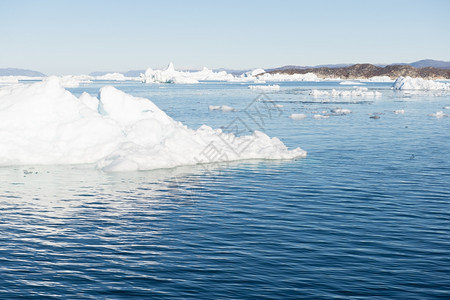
[248,84,280,91]
[0,78,306,171]
[393,76,450,90]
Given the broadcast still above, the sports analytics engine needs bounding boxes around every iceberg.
[393,76,450,90]
[94,73,139,81]
[363,76,394,82]
[0,78,306,171]
[0,76,19,85]
[141,63,234,84]
[248,84,280,91]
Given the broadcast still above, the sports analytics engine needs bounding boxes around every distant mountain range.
[269,63,450,80]
[267,59,450,72]
[0,68,45,77]
[2,60,450,77]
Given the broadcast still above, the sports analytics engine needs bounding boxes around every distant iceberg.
[0,76,19,85]
[393,76,450,90]
[94,72,140,81]
[0,78,306,171]
[141,62,234,84]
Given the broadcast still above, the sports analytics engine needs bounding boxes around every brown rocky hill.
[267,64,450,80]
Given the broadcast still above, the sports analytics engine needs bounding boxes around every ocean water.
[1,81,449,299]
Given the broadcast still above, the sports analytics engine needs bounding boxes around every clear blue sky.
[1,0,449,75]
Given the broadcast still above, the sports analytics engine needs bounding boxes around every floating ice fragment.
[248,85,280,91]
[428,111,448,118]
[208,105,235,112]
[289,114,307,120]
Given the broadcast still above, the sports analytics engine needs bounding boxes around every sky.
[1,0,449,75]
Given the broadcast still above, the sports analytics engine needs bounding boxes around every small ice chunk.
[313,114,329,119]
[429,111,448,118]
[394,109,405,114]
[208,105,235,112]
[289,113,307,120]
[331,108,352,115]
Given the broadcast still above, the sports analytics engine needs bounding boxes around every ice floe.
[313,114,329,119]
[393,76,450,90]
[208,105,235,112]
[330,108,352,115]
[0,78,306,171]
[339,80,364,85]
[289,113,307,120]
[310,87,382,97]
[394,109,405,114]
[248,84,280,91]
[428,111,448,118]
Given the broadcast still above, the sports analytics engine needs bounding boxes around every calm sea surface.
[1,81,449,299]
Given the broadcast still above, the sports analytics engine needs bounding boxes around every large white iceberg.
[393,76,450,90]
[141,62,234,84]
[0,77,306,171]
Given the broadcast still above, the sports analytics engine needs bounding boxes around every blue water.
[1,81,449,299]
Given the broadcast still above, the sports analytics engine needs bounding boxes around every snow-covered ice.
[289,113,307,120]
[0,78,306,171]
[393,76,450,90]
[248,84,280,91]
